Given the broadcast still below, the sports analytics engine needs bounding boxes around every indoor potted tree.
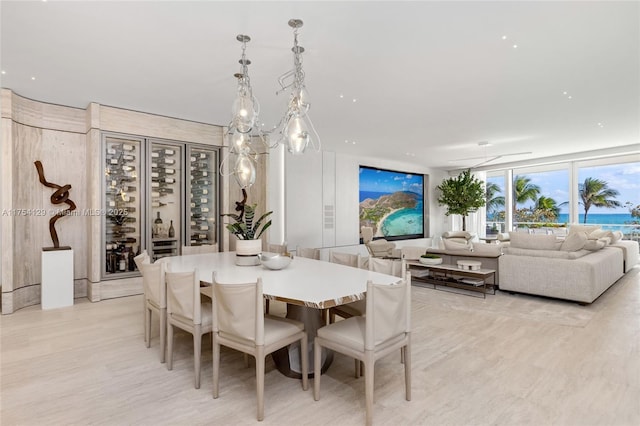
[436,169,485,231]
[223,190,273,265]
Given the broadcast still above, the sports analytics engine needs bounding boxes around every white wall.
[269,149,450,250]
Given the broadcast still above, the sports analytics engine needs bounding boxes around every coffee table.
[407,261,496,298]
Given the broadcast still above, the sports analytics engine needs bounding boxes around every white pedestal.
[41,249,74,309]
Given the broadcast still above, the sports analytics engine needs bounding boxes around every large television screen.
[359,165,425,241]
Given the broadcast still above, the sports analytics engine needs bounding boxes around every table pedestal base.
[271,304,333,378]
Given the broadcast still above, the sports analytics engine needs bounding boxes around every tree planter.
[235,238,262,266]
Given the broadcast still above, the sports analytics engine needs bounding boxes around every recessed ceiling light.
[1,70,5,75]
[512,44,518,49]
[597,122,604,128]
[352,98,357,103]
[563,91,568,95]
[502,35,507,40]
[567,95,572,99]
[339,94,344,99]
[31,76,36,80]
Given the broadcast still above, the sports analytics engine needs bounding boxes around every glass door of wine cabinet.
[149,140,183,261]
[187,146,218,249]
[103,134,144,278]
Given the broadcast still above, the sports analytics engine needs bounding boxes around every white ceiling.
[1,1,638,170]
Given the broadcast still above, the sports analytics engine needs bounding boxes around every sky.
[488,161,640,215]
[359,166,423,196]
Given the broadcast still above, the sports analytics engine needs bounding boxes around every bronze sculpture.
[34,160,76,249]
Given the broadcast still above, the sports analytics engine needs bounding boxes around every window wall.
[483,154,639,241]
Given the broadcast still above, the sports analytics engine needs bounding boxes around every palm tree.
[579,177,621,223]
[534,196,560,221]
[513,175,541,216]
[485,182,504,219]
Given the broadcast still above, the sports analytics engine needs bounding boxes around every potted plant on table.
[419,253,443,265]
[223,190,273,265]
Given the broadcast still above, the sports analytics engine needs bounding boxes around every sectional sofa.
[499,230,633,304]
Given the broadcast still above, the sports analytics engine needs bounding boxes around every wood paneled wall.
[0,89,245,314]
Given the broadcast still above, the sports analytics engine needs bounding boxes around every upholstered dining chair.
[330,257,405,324]
[267,243,288,255]
[314,277,412,426]
[296,246,320,260]
[328,251,361,268]
[181,244,218,255]
[140,262,168,364]
[211,274,308,421]
[134,250,150,339]
[165,270,213,389]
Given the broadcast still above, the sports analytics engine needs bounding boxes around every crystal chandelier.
[221,34,264,189]
[275,19,321,155]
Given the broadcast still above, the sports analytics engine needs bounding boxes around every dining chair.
[211,274,308,421]
[134,250,150,339]
[182,244,218,255]
[140,262,167,363]
[330,257,405,322]
[314,276,412,426]
[267,243,288,255]
[296,246,320,260]
[328,251,361,268]
[165,269,213,389]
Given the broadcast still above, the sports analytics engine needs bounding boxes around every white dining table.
[164,251,400,309]
[164,251,401,377]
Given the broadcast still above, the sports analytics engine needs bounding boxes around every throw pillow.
[568,224,601,236]
[611,230,623,243]
[443,238,471,251]
[496,233,510,242]
[509,232,558,250]
[560,231,587,252]
[589,229,613,241]
[442,231,473,240]
[598,237,612,246]
[584,239,606,251]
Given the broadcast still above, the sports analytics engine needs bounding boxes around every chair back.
[268,244,287,255]
[166,270,202,324]
[361,226,374,244]
[134,250,150,271]
[329,251,360,268]
[296,246,320,260]
[141,262,166,308]
[365,277,410,351]
[212,275,265,345]
[369,257,405,279]
[182,244,218,255]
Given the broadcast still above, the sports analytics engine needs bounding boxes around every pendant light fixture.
[220,34,263,189]
[275,19,321,155]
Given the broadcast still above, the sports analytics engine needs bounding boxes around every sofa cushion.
[509,232,558,250]
[560,231,587,252]
[503,246,590,260]
[471,243,503,256]
[584,239,606,251]
[568,224,601,236]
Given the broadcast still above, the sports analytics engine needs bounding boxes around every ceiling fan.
[450,142,532,168]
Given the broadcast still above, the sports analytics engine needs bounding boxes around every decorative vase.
[235,238,262,266]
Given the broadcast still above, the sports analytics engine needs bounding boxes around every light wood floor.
[2,267,639,425]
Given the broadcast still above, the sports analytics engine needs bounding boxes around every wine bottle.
[168,220,175,238]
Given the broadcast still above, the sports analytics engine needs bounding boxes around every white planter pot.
[235,238,262,266]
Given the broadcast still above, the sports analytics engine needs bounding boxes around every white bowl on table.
[258,253,292,270]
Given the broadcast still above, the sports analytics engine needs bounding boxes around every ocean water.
[556,213,635,225]
[381,201,424,236]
